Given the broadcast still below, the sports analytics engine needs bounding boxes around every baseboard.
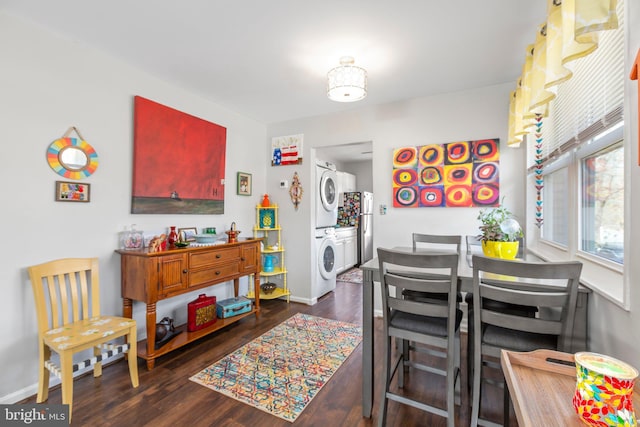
[288,295,317,305]
[0,354,124,404]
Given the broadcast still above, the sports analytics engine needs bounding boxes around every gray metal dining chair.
[406,233,462,303]
[470,255,583,427]
[377,248,462,427]
[413,233,461,253]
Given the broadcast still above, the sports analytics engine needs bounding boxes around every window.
[541,161,569,246]
[526,0,625,303]
[579,127,624,264]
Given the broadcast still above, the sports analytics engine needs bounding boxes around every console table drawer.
[189,247,239,268]
[189,262,240,288]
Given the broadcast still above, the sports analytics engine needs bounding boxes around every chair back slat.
[29,258,101,333]
[482,311,563,336]
[412,233,461,253]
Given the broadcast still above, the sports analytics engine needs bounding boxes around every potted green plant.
[477,205,523,259]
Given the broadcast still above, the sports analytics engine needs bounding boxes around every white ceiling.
[1,1,546,126]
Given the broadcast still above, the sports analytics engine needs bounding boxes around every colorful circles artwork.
[444,164,471,186]
[393,147,418,168]
[445,141,471,164]
[419,144,444,166]
[420,166,443,185]
[474,162,498,182]
[419,186,444,207]
[472,139,499,162]
[394,186,418,207]
[393,168,419,187]
[445,185,472,207]
[392,139,499,208]
[472,183,500,206]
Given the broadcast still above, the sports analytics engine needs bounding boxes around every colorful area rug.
[189,313,362,422]
[337,267,363,284]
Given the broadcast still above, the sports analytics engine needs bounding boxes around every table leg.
[146,302,156,370]
[362,269,374,418]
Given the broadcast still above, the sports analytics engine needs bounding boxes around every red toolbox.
[187,294,217,332]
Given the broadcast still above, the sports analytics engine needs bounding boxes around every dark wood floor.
[20,279,517,426]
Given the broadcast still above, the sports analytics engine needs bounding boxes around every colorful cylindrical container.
[573,352,639,426]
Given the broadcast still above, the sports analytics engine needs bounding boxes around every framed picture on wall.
[55,181,90,202]
[237,172,252,196]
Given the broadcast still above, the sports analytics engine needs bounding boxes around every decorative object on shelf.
[477,204,523,259]
[261,194,271,207]
[392,139,499,208]
[203,227,217,234]
[47,127,99,179]
[55,180,90,202]
[148,234,167,252]
[195,234,217,244]
[237,172,252,196]
[289,171,303,210]
[259,207,275,229]
[261,282,277,295]
[168,226,178,248]
[154,316,181,349]
[573,351,638,426]
[174,241,190,248]
[216,296,252,319]
[225,221,241,243]
[178,227,198,242]
[271,134,303,166]
[187,294,217,332]
[263,254,279,273]
[120,224,144,250]
[327,56,367,102]
[132,96,226,215]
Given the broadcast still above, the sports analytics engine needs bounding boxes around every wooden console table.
[501,349,640,427]
[116,238,261,369]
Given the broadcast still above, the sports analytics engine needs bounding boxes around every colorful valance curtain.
[507,0,619,147]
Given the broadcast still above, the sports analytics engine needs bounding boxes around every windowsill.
[529,241,628,310]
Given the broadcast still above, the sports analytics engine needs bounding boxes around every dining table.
[359,247,591,418]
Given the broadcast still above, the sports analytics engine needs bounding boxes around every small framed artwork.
[237,172,252,196]
[178,227,198,242]
[55,181,90,202]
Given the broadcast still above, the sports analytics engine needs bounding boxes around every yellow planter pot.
[481,240,519,259]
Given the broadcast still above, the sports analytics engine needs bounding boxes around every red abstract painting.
[132,96,226,214]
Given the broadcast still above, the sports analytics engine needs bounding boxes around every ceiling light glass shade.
[327,56,367,102]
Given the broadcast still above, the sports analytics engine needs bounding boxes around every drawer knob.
[183,269,188,274]
[215,271,221,275]
[216,254,221,258]
[241,257,245,261]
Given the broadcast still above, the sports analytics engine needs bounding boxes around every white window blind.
[528,0,624,168]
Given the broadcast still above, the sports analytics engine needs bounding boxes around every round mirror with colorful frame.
[47,137,99,179]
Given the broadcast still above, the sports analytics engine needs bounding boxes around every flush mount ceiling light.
[327,56,367,102]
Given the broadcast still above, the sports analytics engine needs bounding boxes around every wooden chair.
[469,255,582,427]
[377,248,462,427]
[28,258,139,420]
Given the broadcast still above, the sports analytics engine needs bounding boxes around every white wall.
[0,12,267,401]
[267,83,527,305]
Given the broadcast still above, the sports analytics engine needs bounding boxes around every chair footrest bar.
[387,392,449,419]
[44,343,130,377]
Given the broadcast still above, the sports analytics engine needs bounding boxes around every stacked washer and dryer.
[314,159,339,299]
